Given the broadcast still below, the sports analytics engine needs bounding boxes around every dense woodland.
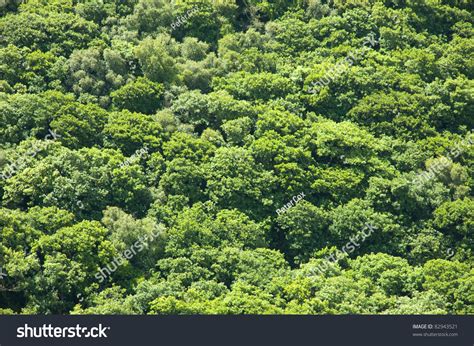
[0,0,473,314]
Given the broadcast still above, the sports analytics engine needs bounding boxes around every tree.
[18,221,117,313]
[422,259,472,313]
[205,147,275,216]
[135,35,178,84]
[213,71,295,101]
[102,110,162,155]
[111,77,164,114]
[276,201,330,264]
[0,0,473,317]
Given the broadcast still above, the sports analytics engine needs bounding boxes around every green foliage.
[51,102,108,149]
[422,259,473,313]
[213,71,296,101]
[111,77,164,114]
[102,110,162,155]
[0,0,472,316]
[135,36,179,84]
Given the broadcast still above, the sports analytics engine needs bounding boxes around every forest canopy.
[0,0,473,315]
